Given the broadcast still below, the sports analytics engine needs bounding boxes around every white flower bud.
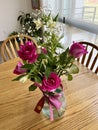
[19,75,28,83]
[37,46,42,54]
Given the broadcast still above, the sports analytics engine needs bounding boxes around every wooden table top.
[0,58,98,130]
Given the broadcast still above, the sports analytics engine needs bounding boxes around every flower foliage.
[13,10,87,120]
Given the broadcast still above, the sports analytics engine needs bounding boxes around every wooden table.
[0,58,98,130]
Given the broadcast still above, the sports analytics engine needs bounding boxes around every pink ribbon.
[49,102,53,121]
[34,93,62,121]
[48,94,62,121]
[34,82,63,120]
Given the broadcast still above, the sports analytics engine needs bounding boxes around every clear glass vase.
[42,90,66,120]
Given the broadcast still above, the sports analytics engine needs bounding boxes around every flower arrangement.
[13,10,87,121]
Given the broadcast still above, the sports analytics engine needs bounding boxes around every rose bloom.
[69,41,88,58]
[17,41,38,64]
[13,61,26,75]
[40,72,61,92]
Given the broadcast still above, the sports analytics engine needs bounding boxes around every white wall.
[0,0,32,41]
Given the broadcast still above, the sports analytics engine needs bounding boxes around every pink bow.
[34,93,62,121]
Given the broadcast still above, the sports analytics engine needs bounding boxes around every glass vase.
[42,89,66,120]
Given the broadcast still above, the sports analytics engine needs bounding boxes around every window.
[41,0,98,45]
[62,0,98,44]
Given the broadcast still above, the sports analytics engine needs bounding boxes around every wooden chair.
[77,41,98,74]
[1,34,37,62]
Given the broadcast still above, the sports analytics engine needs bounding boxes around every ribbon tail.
[34,96,45,113]
[49,102,54,121]
[49,96,62,110]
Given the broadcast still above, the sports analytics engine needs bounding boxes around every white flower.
[47,17,56,28]
[33,18,43,30]
[19,75,28,83]
[36,37,42,42]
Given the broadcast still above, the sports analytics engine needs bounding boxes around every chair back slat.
[9,40,17,58]
[20,38,24,45]
[15,38,20,50]
[95,67,98,74]
[25,38,28,42]
[86,48,93,67]
[90,53,98,71]
[81,54,86,64]
[81,45,88,64]
[5,44,13,59]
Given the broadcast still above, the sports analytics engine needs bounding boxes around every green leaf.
[39,53,48,59]
[60,48,69,65]
[47,51,53,59]
[34,76,42,83]
[53,13,59,21]
[17,15,22,21]
[39,62,45,72]
[20,17,24,25]
[26,13,30,18]
[12,74,26,81]
[55,88,62,93]
[22,64,34,69]
[29,84,37,91]
[68,74,73,81]
[22,64,37,74]
[69,64,79,74]
[56,44,64,49]
[45,67,52,78]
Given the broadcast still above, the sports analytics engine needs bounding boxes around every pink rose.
[40,72,61,92]
[13,61,26,75]
[69,41,88,58]
[17,41,38,64]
